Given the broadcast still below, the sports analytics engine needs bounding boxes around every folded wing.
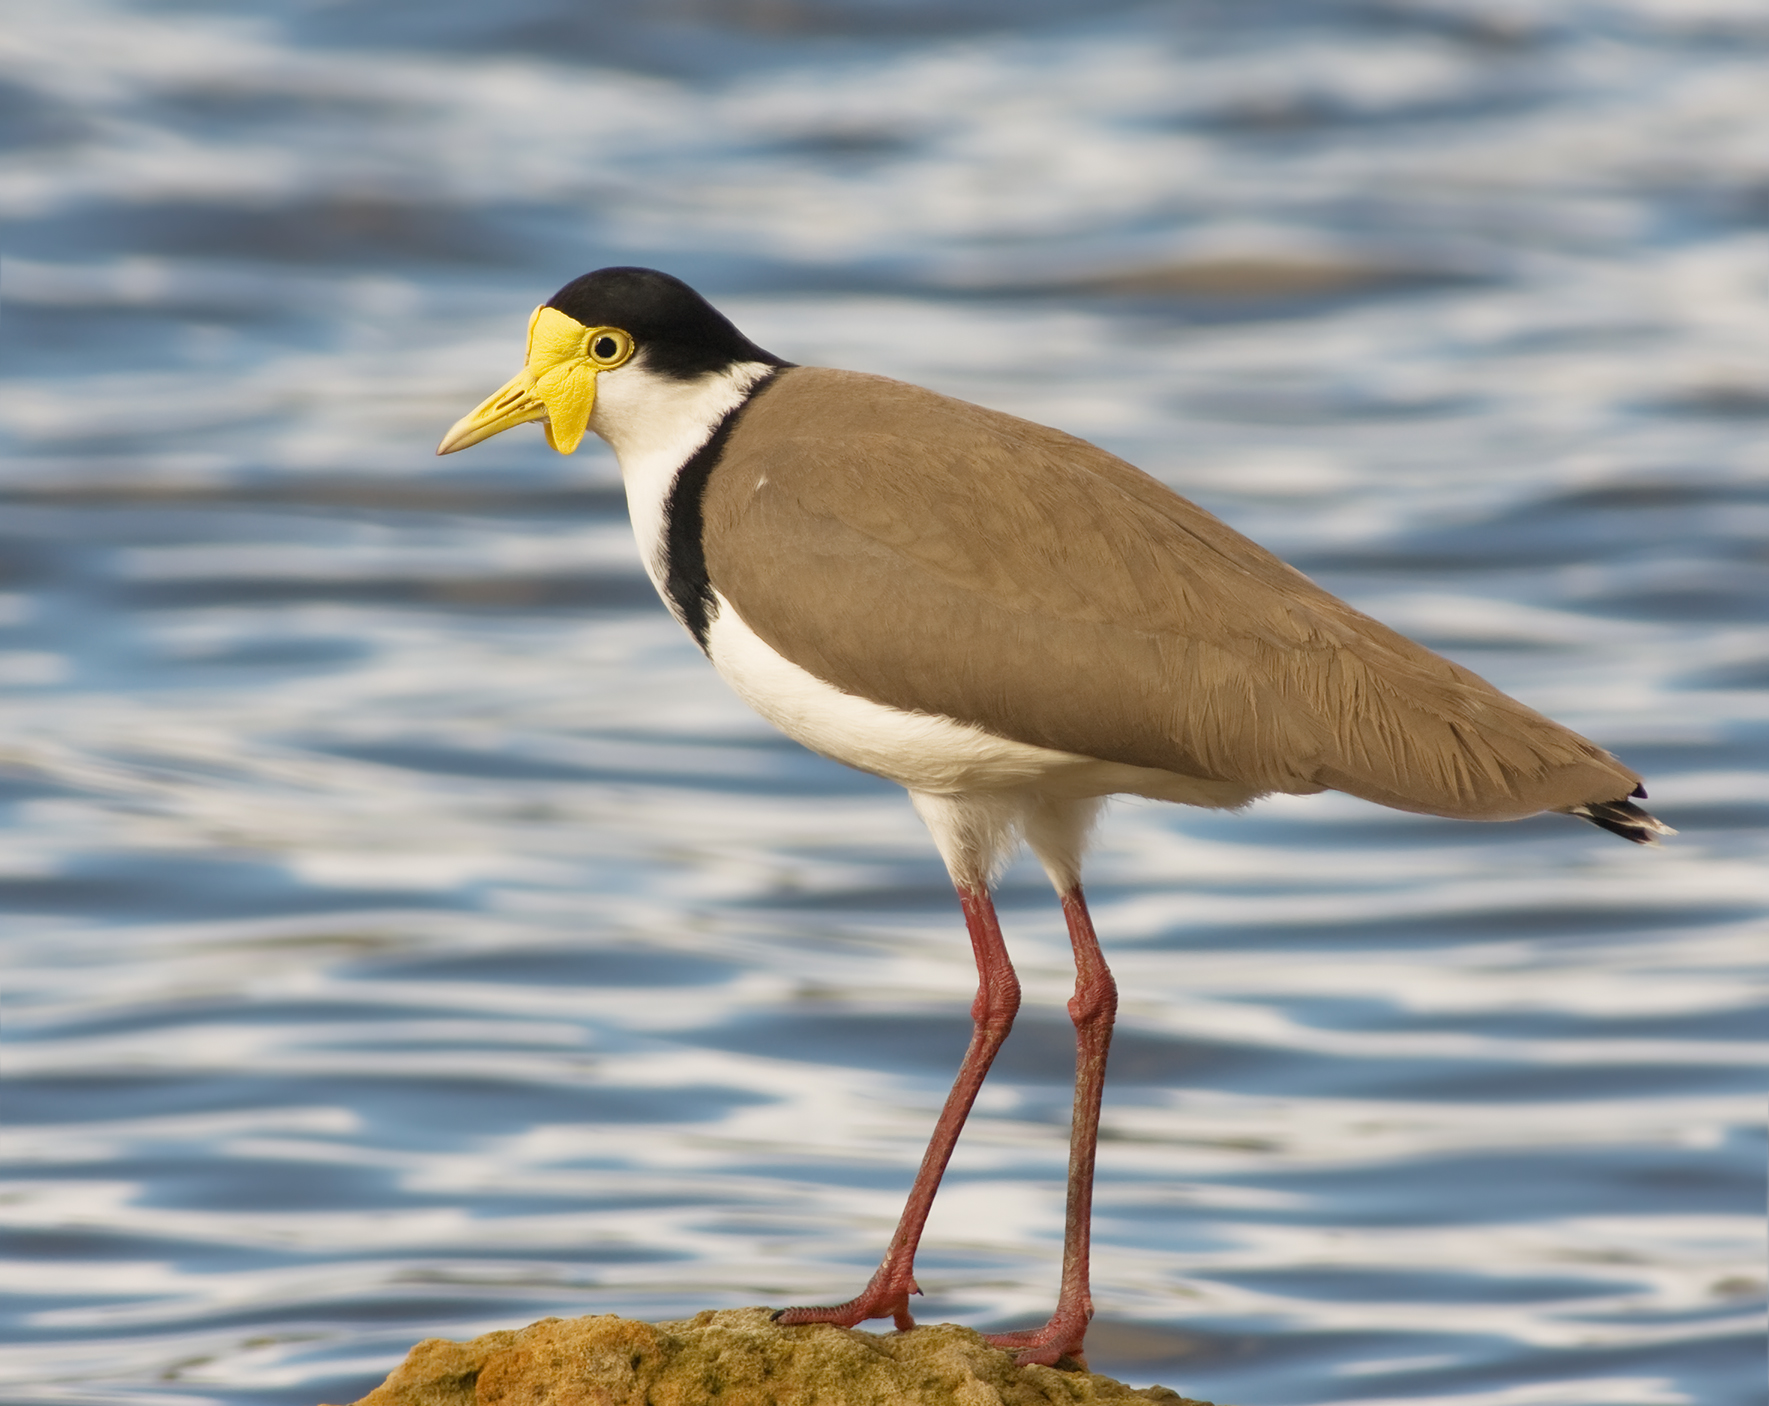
[702,368,1639,820]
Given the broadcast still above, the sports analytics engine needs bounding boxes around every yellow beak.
[437,305,618,456]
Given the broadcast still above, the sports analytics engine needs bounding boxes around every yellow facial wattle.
[437,305,634,456]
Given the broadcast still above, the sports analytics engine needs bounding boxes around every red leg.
[983,885,1117,1367]
[775,884,1021,1332]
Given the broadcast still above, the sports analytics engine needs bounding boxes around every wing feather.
[702,368,1639,819]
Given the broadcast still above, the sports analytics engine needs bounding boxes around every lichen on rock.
[326,1307,1217,1406]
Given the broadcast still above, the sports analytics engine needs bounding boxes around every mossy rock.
[328,1307,1216,1406]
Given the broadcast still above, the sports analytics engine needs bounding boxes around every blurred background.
[1,2,1765,1403]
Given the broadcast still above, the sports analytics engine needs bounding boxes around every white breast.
[591,357,778,598]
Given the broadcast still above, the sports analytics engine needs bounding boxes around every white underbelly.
[702,592,1257,808]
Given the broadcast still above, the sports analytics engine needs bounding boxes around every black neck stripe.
[663,370,780,650]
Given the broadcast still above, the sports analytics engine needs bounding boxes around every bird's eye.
[586,329,633,368]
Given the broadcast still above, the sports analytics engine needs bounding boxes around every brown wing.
[701,367,1639,820]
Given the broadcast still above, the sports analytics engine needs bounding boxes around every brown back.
[701,367,1639,820]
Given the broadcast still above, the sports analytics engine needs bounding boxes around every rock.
[326,1307,1217,1406]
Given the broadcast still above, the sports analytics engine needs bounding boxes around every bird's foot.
[982,1310,1090,1369]
[773,1274,920,1333]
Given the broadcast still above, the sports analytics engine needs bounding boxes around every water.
[1,2,1765,1403]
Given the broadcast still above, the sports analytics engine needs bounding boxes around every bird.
[438,266,1670,1368]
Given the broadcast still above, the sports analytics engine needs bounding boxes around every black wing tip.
[1569,797,1675,845]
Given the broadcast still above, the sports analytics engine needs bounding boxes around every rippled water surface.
[2,3,1766,1403]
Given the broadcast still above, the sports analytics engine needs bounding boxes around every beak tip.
[436,416,487,457]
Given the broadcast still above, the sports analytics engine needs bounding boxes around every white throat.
[591,357,777,594]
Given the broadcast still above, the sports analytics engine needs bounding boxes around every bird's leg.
[775,884,1021,1332]
[983,885,1117,1368]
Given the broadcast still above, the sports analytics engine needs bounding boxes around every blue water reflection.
[1,2,1764,1404]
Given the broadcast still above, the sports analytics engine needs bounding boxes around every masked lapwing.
[438,266,1669,1368]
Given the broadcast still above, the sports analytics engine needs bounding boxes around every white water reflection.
[1,2,1766,1404]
